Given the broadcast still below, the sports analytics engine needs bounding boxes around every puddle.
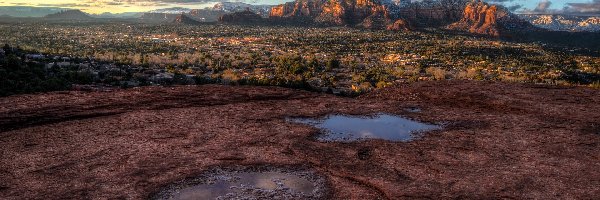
[291,113,442,142]
[154,168,327,200]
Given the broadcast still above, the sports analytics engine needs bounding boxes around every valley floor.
[0,81,599,199]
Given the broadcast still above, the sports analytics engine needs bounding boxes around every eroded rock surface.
[1,81,599,199]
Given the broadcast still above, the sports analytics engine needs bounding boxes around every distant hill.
[147,2,273,23]
[93,12,144,19]
[140,13,179,23]
[219,9,265,24]
[212,2,272,18]
[186,9,226,22]
[149,7,191,14]
[0,6,65,17]
[173,14,202,25]
[44,10,93,20]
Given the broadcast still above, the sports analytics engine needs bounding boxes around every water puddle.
[291,113,442,142]
[155,168,326,200]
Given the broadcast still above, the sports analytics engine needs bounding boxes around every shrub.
[425,67,448,80]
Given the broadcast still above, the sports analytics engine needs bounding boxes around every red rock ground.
[0,81,599,199]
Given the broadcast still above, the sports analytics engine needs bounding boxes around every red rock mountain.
[270,0,324,19]
[448,0,534,36]
[387,19,411,31]
[267,0,534,34]
[269,0,409,30]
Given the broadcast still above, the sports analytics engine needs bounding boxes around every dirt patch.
[0,81,599,199]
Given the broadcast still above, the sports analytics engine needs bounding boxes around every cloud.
[486,0,517,3]
[95,0,245,5]
[534,0,552,13]
[565,0,600,15]
[507,4,522,12]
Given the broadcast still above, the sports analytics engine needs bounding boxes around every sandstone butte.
[447,0,528,37]
[449,1,500,36]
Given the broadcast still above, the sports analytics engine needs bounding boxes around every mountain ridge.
[44,10,94,20]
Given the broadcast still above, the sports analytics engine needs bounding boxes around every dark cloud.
[565,0,600,15]
[516,0,600,15]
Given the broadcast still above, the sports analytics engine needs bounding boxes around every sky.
[0,0,598,15]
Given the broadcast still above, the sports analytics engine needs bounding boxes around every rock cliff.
[269,0,407,30]
[448,0,533,36]
[269,0,324,18]
[386,19,411,31]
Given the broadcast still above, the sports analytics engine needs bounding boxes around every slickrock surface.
[1,81,599,199]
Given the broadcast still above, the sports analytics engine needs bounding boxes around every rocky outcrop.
[219,9,265,24]
[447,1,501,36]
[317,0,382,25]
[269,0,408,30]
[173,14,202,25]
[386,19,411,31]
[448,0,532,37]
[359,6,392,29]
[269,0,325,19]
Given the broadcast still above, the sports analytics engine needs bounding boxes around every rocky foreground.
[0,81,599,199]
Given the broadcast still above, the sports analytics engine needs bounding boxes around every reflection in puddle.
[169,172,316,200]
[292,114,441,142]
